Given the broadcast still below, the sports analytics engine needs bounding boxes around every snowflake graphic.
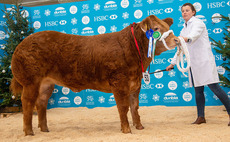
[49,98,55,105]
[87,96,94,101]
[71,18,77,25]
[183,81,190,89]
[110,25,117,32]
[152,94,160,102]
[82,4,89,10]
[71,28,78,34]
[98,96,105,103]
[140,94,147,100]
[168,70,175,77]
[122,12,129,19]
[44,9,51,16]
[94,3,100,11]
[122,23,129,29]
[147,0,154,4]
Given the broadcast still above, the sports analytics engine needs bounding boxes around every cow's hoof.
[122,127,131,134]
[136,125,144,130]
[38,124,49,132]
[41,128,49,132]
[24,130,34,136]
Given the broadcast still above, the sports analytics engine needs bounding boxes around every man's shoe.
[192,117,206,124]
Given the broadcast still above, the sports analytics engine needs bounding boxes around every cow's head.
[139,15,179,55]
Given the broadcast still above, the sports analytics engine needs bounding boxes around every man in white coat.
[166,3,230,126]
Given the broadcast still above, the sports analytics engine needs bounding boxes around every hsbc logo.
[164,8,173,13]
[45,21,58,27]
[207,1,226,9]
[155,83,164,89]
[153,58,166,64]
[147,9,163,15]
[94,14,117,22]
[94,15,109,22]
[59,20,67,25]
[167,58,173,63]
[214,54,223,60]
[141,84,154,89]
[227,1,230,6]
[213,28,223,34]
[53,89,58,93]
[110,14,118,20]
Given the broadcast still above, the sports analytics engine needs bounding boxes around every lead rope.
[176,37,190,77]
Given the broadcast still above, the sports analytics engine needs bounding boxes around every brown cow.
[10,15,179,136]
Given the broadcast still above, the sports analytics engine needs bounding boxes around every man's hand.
[166,64,175,71]
[179,36,188,42]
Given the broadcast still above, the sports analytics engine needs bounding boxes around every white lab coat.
[171,16,219,87]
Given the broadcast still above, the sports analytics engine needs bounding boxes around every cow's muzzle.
[159,30,174,50]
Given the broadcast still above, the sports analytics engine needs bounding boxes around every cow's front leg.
[129,88,144,130]
[113,91,131,133]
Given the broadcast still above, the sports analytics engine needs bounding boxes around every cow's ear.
[163,18,173,27]
[139,17,151,32]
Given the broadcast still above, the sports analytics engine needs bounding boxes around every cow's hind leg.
[129,88,144,130]
[36,79,55,132]
[22,84,39,136]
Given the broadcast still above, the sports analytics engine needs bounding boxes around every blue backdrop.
[0,0,229,109]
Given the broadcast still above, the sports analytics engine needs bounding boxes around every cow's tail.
[10,78,23,97]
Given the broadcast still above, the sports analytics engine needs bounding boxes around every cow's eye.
[154,28,159,31]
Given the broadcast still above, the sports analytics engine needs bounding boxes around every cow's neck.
[130,24,152,72]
